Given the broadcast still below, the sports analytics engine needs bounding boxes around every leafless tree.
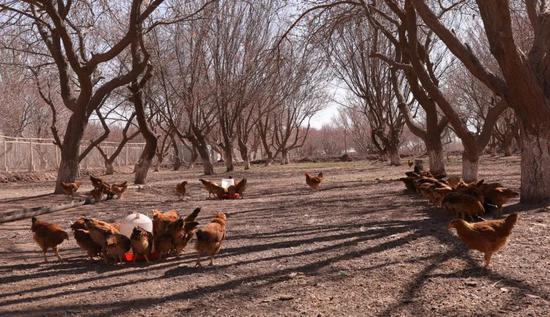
[326,15,405,165]
[411,0,550,202]
[0,0,168,192]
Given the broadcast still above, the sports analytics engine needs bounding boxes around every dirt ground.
[0,155,549,317]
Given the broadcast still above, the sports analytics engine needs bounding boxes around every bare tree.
[1,0,166,192]
[326,16,405,165]
[411,0,550,202]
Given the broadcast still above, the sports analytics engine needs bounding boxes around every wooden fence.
[0,135,145,172]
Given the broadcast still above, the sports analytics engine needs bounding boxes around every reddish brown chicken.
[31,217,69,263]
[449,213,518,268]
[195,212,227,267]
[305,172,323,190]
[61,181,81,196]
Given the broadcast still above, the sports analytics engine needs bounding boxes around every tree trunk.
[519,129,550,204]
[132,81,157,185]
[238,139,251,170]
[195,142,214,175]
[223,143,235,172]
[281,149,290,165]
[461,151,479,183]
[105,160,115,175]
[172,140,182,171]
[54,115,86,193]
[426,143,446,177]
[188,144,198,169]
[387,144,401,166]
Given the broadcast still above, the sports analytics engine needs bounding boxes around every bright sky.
[310,82,348,129]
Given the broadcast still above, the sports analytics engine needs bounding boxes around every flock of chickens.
[31,166,519,269]
[31,209,227,267]
[399,166,519,267]
[32,175,233,267]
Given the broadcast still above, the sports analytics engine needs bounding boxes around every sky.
[309,81,349,129]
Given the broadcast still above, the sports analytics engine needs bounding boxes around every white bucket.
[221,178,235,189]
[119,212,153,238]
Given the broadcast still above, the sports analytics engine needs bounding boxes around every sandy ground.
[0,155,549,317]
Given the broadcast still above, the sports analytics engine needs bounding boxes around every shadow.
[1,166,547,316]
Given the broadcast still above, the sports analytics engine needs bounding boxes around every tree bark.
[281,149,290,165]
[223,142,235,172]
[172,139,182,171]
[54,114,86,193]
[388,145,401,166]
[131,71,157,185]
[519,128,550,203]
[105,161,115,175]
[461,150,480,183]
[238,139,251,170]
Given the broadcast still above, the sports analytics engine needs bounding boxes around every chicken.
[183,207,201,223]
[110,181,128,199]
[152,209,180,238]
[169,218,200,257]
[74,229,102,260]
[442,192,485,220]
[481,186,519,217]
[31,217,69,263]
[71,218,102,260]
[90,187,104,202]
[305,172,323,190]
[83,218,120,251]
[176,181,188,197]
[130,227,153,263]
[61,181,81,196]
[199,179,226,199]
[446,176,463,189]
[90,175,107,190]
[155,233,174,260]
[448,213,518,267]
[195,212,227,267]
[234,178,247,197]
[104,233,131,264]
[399,176,418,191]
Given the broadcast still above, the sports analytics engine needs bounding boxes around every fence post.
[3,138,7,172]
[55,145,60,168]
[29,140,35,172]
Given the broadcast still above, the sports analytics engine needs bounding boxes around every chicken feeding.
[104,233,132,264]
[195,212,227,267]
[448,213,518,267]
[152,209,180,238]
[31,217,69,263]
[130,227,153,263]
[481,186,519,217]
[176,181,188,197]
[442,192,485,220]
[71,218,102,260]
[83,218,120,253]
[199,179,226,199]
[61,181,81,196]
[305,172,323,190]
[110,181,128,199]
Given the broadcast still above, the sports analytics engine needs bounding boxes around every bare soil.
[0,155,549,317]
